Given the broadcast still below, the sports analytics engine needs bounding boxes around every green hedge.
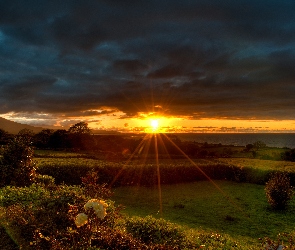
[36,162,285,187]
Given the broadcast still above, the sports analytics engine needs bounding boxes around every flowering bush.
[75,213,88,228]
[84,199,108,219]
[73,199,108,229]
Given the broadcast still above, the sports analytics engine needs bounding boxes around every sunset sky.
[1,0,295,133]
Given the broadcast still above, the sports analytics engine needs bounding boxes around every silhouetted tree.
[68,122,95,150]
[253,141,266,149]
[68,122,91,134]
[281,149,295,162]
[181,142,199,157]
[48,129,70,149]
[34,129,54,148]
[0,128,12,145]
[245,143,254,152]
[18,128,35,144]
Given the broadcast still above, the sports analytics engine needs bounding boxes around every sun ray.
[154,133,163,217]
[161,133,258,225]
[108,133,151,188]
[108,126,258,228]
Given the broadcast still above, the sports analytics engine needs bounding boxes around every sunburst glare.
[151,119,159,131]
[108,131,255,227]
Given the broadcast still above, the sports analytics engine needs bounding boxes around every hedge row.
[36,162,285,187]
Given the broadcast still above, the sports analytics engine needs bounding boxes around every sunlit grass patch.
[34,149,87,158]
[112,180,295,246]
[217,158,295,171]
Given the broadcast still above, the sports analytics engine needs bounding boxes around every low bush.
[125,215,190,248]
[260,232,295,249]
[38,162,246,186]
[265,172,293,210]
[34,174,55,187]
[0,181,120,249]
[281,148,295,162]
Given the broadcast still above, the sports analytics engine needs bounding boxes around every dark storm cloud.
[1,0,295,122]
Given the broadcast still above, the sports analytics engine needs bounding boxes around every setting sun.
[145,117,166,133]
[151,119,159,130]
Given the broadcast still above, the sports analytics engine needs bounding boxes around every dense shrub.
[37,164,97,185]
[0,184,87,249]
[265,172,293,210]
[34,174,55,187]
[0,182,120,249]
[0,183,197,249]
[81,170,113,199]
[0,136,36,187]
[125,215,190,248]
[281,148,295,162]
[38,162,248,187]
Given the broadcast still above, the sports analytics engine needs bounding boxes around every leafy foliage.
[281,148,295,162]
[0,136,36,187]
[34,174,55,187]
[0,182,115,249]
[37,158,274,187]
[125,215,189,247]
[48,129,70,149]
[253,141,267,149]
[81,170,113,199]
[34,129,54,149]
[68,122,91,134]
[260,232,295,250]
[0,181,196,249]
[0,128,12,145]
[265,172,293,210]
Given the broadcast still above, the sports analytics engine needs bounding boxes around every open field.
[112,180,295,246]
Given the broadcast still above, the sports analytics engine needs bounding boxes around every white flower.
[84,199,108,219]
[75,213,88,227]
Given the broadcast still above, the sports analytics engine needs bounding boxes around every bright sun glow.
[145,118,163,133]
[144,116,175,133]
[151,119,159,130]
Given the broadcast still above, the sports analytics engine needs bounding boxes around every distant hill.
[0,117,45,134]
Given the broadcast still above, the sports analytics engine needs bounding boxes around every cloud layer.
[1,0,295,127]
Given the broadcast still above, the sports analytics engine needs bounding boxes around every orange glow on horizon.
[3,111,295,133]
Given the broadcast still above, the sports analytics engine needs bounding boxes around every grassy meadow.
[113,180,295,246]
[2,143,295,249]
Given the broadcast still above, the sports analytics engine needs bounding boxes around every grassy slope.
[112,180,295,245]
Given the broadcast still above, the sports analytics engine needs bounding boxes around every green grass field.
[112,180,295,246]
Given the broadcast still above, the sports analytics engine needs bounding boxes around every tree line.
[0,122,142,153]
[1,122,295,161]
